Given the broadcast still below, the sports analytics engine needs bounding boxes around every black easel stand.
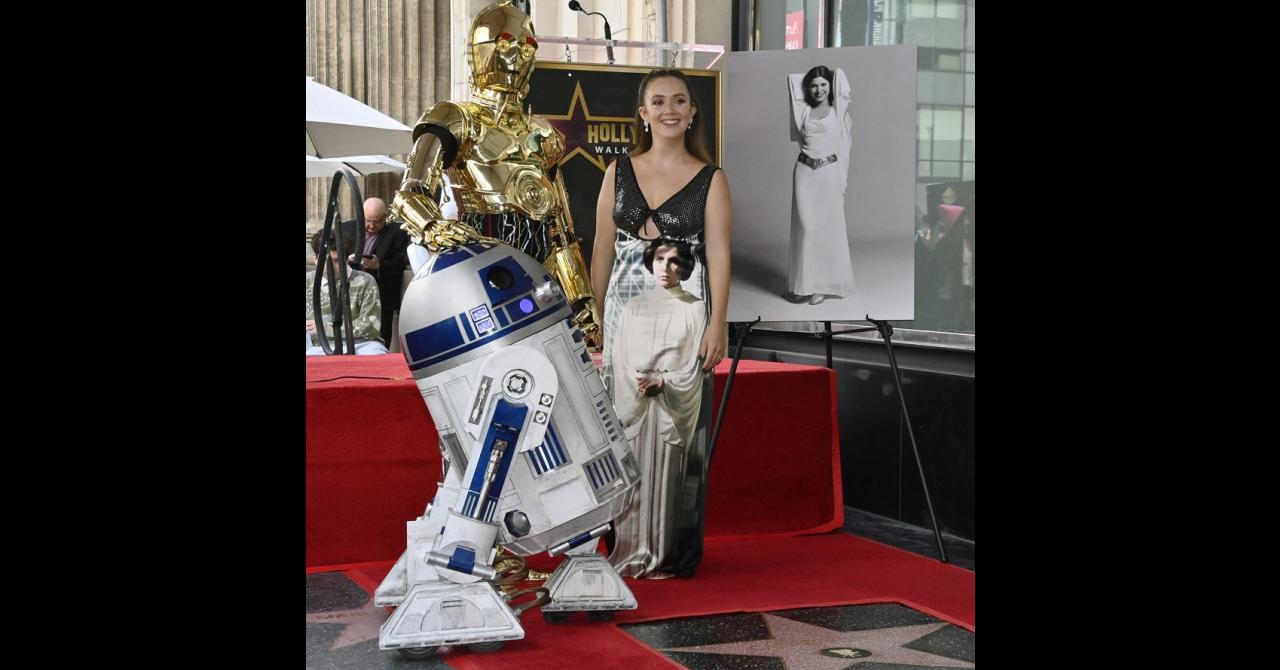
[707,317,762,457]
[311,168,365,355]
[824,317,949,563]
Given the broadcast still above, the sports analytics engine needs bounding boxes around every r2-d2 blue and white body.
[375,241,639,657]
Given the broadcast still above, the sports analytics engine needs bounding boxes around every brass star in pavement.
[305,598,388,651]
[664,613,973,669]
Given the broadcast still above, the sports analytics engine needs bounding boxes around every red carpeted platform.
[307,354,843,568]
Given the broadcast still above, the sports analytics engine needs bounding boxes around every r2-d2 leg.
[539,534,637,623]
[379,380,553,656]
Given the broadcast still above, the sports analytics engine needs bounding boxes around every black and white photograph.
[724,44,917,322]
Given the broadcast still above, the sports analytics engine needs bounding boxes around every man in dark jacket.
[345,197,411,347]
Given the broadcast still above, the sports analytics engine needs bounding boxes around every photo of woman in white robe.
[785,65,856,305]
[607,239,707,579]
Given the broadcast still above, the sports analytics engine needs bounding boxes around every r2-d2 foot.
[540,536,638,623]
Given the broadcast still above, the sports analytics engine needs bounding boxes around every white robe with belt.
[606,286,707,577]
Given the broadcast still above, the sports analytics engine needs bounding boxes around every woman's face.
[652,245,684,289]
[639,76,696,138]
[808,76,831,105]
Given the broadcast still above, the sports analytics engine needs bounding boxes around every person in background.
[308,229,386,355]
[344,197,410,347]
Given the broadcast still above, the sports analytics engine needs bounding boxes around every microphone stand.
[568,1,615,64]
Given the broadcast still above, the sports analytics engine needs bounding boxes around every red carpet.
[320,532,974,669]
[307,354,843,567]
[308,354,973,668]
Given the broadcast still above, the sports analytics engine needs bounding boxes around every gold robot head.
[469,1,538,98]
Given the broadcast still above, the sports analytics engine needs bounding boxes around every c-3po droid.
[374,236,640,659]
[390,0,601,346]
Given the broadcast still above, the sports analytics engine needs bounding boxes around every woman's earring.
[644,120,650,133]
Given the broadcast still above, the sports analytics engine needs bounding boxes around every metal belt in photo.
[797,152,838,169]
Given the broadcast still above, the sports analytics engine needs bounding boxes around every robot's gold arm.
[392,188,486,253]
[391,104,496,253]
[546,168,602,348]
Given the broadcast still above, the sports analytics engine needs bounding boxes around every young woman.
[591,68,733,578]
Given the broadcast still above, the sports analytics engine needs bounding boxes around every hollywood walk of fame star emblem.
[663,613,974,668]
[541,81,633,172]
[305,598,388,651]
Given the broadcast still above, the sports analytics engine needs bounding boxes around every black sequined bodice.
[613,154,718,243]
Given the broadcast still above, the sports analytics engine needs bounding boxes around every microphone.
[568,1,615,65]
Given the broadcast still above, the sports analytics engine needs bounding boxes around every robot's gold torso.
[417,100,566,222]
[400,81,600,347]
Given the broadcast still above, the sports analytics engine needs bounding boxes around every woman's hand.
[699,321,727,371]
[636,374,665,396]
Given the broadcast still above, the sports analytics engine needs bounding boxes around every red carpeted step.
[307,355,843,568]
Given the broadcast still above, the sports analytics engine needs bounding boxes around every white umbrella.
[306,155,406,179]
[306,76,412,158]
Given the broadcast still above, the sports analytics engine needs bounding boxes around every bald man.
[345,197,410,347]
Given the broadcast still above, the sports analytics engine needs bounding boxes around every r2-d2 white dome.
[375,241,639,658]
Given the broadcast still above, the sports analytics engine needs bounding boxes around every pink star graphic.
[305,599,389,651]
[665,613,973,669]
[542,81,633,171]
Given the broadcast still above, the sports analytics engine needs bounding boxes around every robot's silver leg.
[376,465,462,606]
[375,511,448,607]
[540,544,637,619]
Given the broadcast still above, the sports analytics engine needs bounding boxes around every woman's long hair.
[802,65,835,108]
[628,68,714,165]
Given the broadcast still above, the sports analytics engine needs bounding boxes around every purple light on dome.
[519,298,535,314]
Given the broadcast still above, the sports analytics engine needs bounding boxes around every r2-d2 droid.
[375,241,639,658]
